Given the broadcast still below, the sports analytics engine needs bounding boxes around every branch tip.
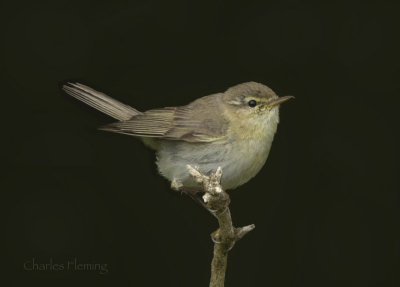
[182,166,255,287]
[235,224,256,241]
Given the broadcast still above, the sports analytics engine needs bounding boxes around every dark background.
[0,0,399,286]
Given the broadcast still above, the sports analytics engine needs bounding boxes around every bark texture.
[187,165,255,287]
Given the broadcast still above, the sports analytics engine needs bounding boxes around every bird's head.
[222,82,293,138]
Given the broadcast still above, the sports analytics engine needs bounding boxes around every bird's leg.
[171,179,184,191]
[171,179,217,217]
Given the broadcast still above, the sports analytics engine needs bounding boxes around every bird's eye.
[248,100,257,107]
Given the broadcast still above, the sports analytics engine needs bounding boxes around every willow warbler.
[63,82,292,190]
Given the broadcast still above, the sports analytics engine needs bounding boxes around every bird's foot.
[186,165,230,213]
[171,179,183,191]
[171,178,217,217]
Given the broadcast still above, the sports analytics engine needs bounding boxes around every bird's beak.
[264,95,294,108]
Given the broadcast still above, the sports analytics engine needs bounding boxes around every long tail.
[62,83,141,121]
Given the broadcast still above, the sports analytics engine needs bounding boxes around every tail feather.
[63,83,141,121]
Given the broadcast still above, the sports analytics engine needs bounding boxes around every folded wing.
[100,95,228,143]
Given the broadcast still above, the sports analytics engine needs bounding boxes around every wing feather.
[99,95,228,142]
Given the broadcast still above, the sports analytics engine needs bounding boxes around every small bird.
[63,82,292,191]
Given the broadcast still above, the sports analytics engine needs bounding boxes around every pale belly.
[155,134,275,190]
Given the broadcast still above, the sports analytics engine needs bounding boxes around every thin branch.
[186,165,255,287]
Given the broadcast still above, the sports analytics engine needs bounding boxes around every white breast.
[221,108,279,189]
[156,107,280,190]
